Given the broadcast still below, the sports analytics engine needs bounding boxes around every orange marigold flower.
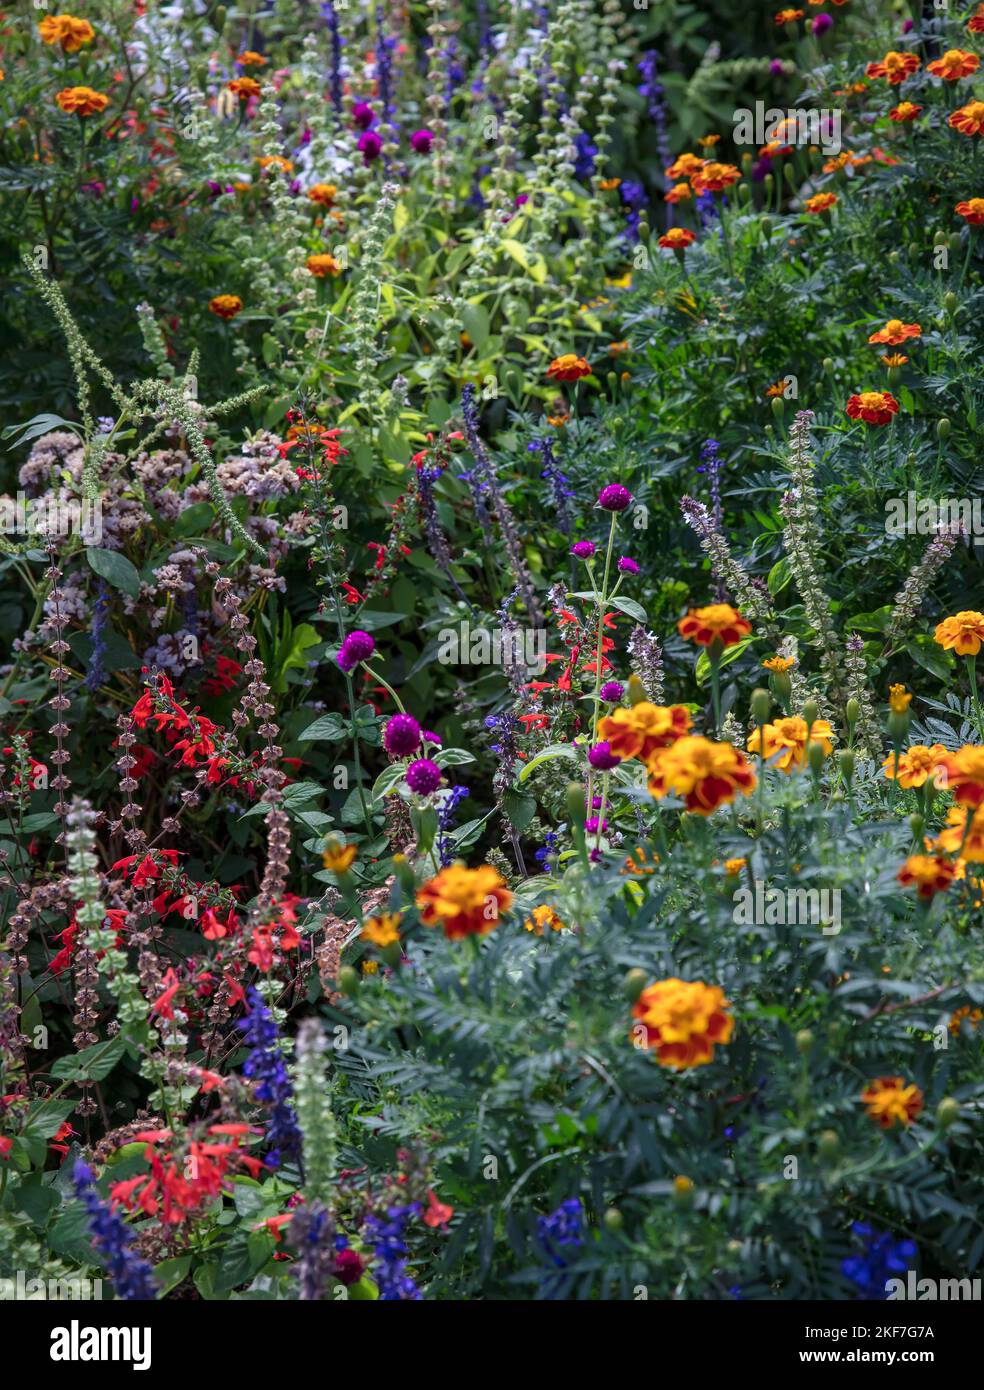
[608,341,630,357]
[523,904,566,935]
[866,52,921,85]
[868,318,921,345]
[306,253,343,277]
[765,380,788,398]
[598,177,622,191]
[804,192,837,213]
[228,76,262,99]
[677,603,751,648]
[762,655,795,673]
[598,702,692,762]
[935,744,984,806]
[631,977,734,1069]
[238,50,268,66]
[208,294,243,320]
[845,390,899,425]
[897,854,957,899]
[949,1005,983,1035]
[881,353,908,367]
[361,913,402,947]
[881,744,947,788]
[934,610,984,656]
[889,102,922,122]
[774,8,804,23]
[888,683,912,714]
[927,49,980,81]
[39,15,95,50]
[665,182,692,203]
[416,863,512,940]
[861,1076,924,1129]
[659,227,697,250]
[646,736,757,814]
[307,182,338,206]
[823,151,852,172]
[664,152,704,181]
[258,155,293,174]
[956,198,984,225]
[747,715,836,772]
[934,804,984,861]
[697,134,721,148]
[950,101,984,136]
[546,353,592,383]
[55,86,108,116]
[322,841,356,873]
[691,161,741,195]
[724,857,747,876]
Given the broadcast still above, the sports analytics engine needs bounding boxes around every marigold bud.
[795,1028,814,1054]
[751,687,772,727]
[672,1176,694,1208]
[818,1129,839,1159]
[623,967,648,1003]
[808,741,825,776]
[626,674,647,706]
[603,1207,624,1232]
[566,781,585,824]
[937,1097,960,1129]
[838,749,855,783]
[771,395,785,421]
[910,812,925,839]
[937,418,951,440]
[845,697,860,727]
[337,966,360,997]
[944,291,958,314]
[802,698,820,728]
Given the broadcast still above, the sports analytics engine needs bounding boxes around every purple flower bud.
[422,730,442,747]
[769,59,784,75]
[358,131,382,163]
[410,128,434,154]
[571,541,596,559]
[812,13,832,35]
[617,557,640,574]
[353,101,376,131]
[337,630,375,673]
[406,758,442,795]
[598,483,633,512]
[902,17,914,32]
[588,741,621,771]
[384,714,421,757]
[600,681,624,702]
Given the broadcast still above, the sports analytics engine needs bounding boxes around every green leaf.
[518,743,578,783]
[606,595,648,624]
[51,1037,126,1083]
[152,1255,193,1296]
[272,622,321,693]
[433,748,476,767]
[461,302,490,350]
[85,548,141,598]
[695,636,754,686]
[907,634,954,680]
[371,762,407,803]
[767,557,793,596]
[174,502,215,536]
[503,788,536,833]
[299,712,347,742]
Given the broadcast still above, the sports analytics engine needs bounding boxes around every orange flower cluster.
[416,863,512,940]
[889,102,922,123]
[39,14,95,51]
[677,603,751,647]
[208,294,243,320]
[934,610,984,655]
[956,198,984,225]
[934,745,984,806]
[55,86,108,116]
[631,978,734,1069]
[659,227,696,250]
[865,52,921,86]
[306,254,343,277]
[868,319,920,345]
[228,77,262,100]
[747,715,836,772]
[881,744,946,788]
[546,353,592,383]
[845,390,899,425]
[950,101,984,136]
[897,854,957,899]
[804,192,837,214]
[927,49,980,81]
[934,805,984,862]
[861,1077,924,1129]
[598,701,692,761]
[647,735,757,814]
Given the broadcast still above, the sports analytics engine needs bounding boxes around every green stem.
[591,512,618,743]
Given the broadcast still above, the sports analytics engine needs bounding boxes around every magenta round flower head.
[617,557,639,575]
[358,131,382,163]
[410,128,434,155]
[769,59,784,75]
[352,101,376,131]
[422,730,442,747]
[584,816,608,834]
[384,714,421,757]
[571,540,596,559]
[337,630,375,673]
[588,741,620,771]
[406,758,442,795]
[811,13,832,35]
[902,17,914,33]
[600,680,623,703]
[597,483,633,512]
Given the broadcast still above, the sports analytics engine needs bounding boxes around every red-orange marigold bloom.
[677,603,751,647]
[881,744,947,789]
[228,76,262,100]
[956,198,984,225]
[950,101,984,136]
[646,736,757,814]
[306,253,343,277]
[416,863,512,940]
[934,610,984,657]
[865,52,921,86]
[659,227,696,250]
[546,353,592,383]
[597,702,691,762]
[804,192,837,213]
[927,49,980,81]
[889,102,922,122]
[935,744,984,805]
[665,182,692,203]
[208,294,243,319]
[845,390,899,425]
[690,162,741,195]
[861,1076,924,1129]
[631,977,734,1069]
[774,9,804,23]
[897,854,957,899]
[55,86,108,116]
[868,319,921,345]
[39,15,95,51]
[664,152,704,181]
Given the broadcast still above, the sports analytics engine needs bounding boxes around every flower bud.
[818,1129,839,1159]
[337,966,360,997]
[627,674,647,706]
[822,357,834,376]
[808,741,825,776]
[838,749,855,782]
[771,395,785,421]
[672,1175,694,1208]
[937,417,951,440]
[795,1028,814,1054]
[623,967,648,1003]
[603,1207,624,1232]
[638,217,650,244]
[751,687,772,727]
[566,781,586,825]
[802,698,820,728]
[738,183,752,204]
[944,291,958,314]
[845,697,859,727]
[910,812,925,840]
[214,5,227,31]
[937,1097,960,1129]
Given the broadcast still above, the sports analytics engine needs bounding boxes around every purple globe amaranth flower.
[384,714,421,757]
[584,816,608,834]
[598,484,633,512]
[902,17,914,33]
[587,741,621,771]
[352,101,376,130]
[337,629,375,673]
[812,13,833,35]
[571,541,596,559]
[410,128,434,154]
[600,680,624,702]
[617,557,640,575]
[769,59,785,75]
[358,131,382,163]
[406,758,442,795]
[422,729,442,746]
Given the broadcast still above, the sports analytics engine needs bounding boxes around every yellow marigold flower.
[208,294,243,320]
[762,655,795,673]
[362,960,379,975]
[307,182,338,206]
[698,134,721,148]
[622,846,659,876]
[416,863,512,940]
[934,609,984,656]
[523,904,566,935]
[606,272,633,289]
[935,745,984,806]
[889,102,922,122]
[228,76,262,100]
[306,253,343,277]
[774,9,804,24]
[927,49,980,81]
[665,182,692,204]
[881,744,947,788]
[949,1005,983,1036]
[39,15,95,51]
[933,804,984,861]
[881,353,908,367]
[546,353,592,383]
[861,1076,924,1129]
[631,977,734,1069]
[897,854,957,899]
[865,52,921,86]
[646,736,757,814]
[664,152,704,181]
[804,192,837,213]
[361,913,402,947]
[723,857,747,877]
[598,177,622,190]
[322,841,357,873]
[238,50,268,66]
[747,715,836,772]
[823,151,852,172]
[678,603,751,648]
[690,161,741,195]
[949,101,984,136]
[55,86,108,116]
[598,703,691,763]
[547,412,569,428]
[888,683,912,714]
[673,1175,694,1193]
[868,318,921,345]
[258,155,294,174]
